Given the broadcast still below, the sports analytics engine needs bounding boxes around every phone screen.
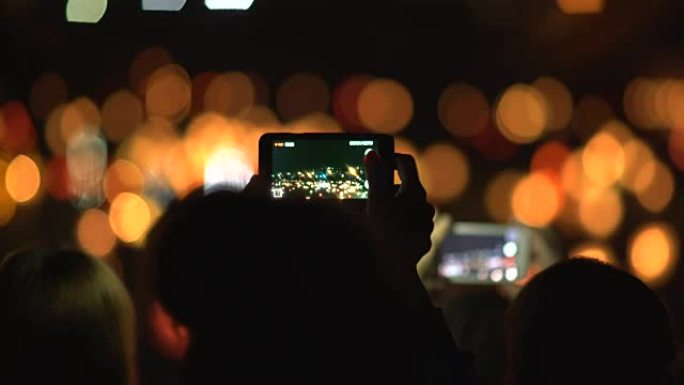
[269,138,379,200]
[436,223,530,284]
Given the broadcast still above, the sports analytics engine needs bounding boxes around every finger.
[395,153,426,198]
[243,174,270,199]
[365,150,393,213]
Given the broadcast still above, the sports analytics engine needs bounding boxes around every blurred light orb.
[556,0,605,14]
[485,170,524,223]
[512,171,562,227]
[66,0,107,23]
[67,132,108,208]
[29,72,68,120]
[77,209,117,258]
[204,71,255,117]
[358,79,414,134]
[205,0,254,10]
[620,139,655,193]
[0,160,17,225]
[629,223,679,286]
[333,75,372,132]
[109,192,152,243]
[495,84,548,144]
[668,130,684,171]
[561,150,598,200]
[59,97,102,154]
[581,131,625,187]
[276,73,329,121]
[532,77,573,131]
[570,242,615,265]
[624,78,659,130]
[286,113,342,134]
[665,79,684,129]
[242,105,279,127]
[418,143,469,204]
[104,159,145,203]
[578,188,623,238]
[145,64,192,122]
[129,47,174,95]
[531,140,571,173]
[204,148,255,192]
[5,155,41,204]
[102,90,143,142]
[0,101,36,154]
[142,0,187,11]
[636,161,675,213]
[438,83,489,138]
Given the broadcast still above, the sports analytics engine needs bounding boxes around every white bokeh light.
[66,0,107,23]
[205,0,254,10]
[490,269,504,283]
[505,267,519,282]
[502,241,518,258]
[204,148,255,192]
[142,0,187,11]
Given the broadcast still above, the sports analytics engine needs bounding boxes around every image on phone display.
[270,138,378,200]
[436,223,530,284]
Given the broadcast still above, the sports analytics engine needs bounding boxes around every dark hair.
[0,249,136,385]
[505,258,675,385]
[146,189,403,384]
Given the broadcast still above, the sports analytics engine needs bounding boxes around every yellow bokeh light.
[485,170,524,223]
[77,209,117,258]
[561,150,600,200]
[581,131,625,187]
[532,77,573,131]
[438,83,489,137]
[5,155,41,204]
[286,113,343,134]
[629,223,679,286]
[109,192,152,243]
[204,71,255,117]
[102,90,143,142]
[495,84,548,144]
[512,171,562,227]
[103,159,145,203]
[418,143,469,204]
[358,79,414,134]
[276,73,329,121]
[637,161,675,213]
[556,0,605,14]
[621,139,656,193]
[145,64,192,122]
[61,97,101,141]
[578,188,623,238]
[570,242,616,265]
[0,160,17,226]
[66,0,108,23]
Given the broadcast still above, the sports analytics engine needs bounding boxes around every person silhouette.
[145,152,476,385]
[0,249,137,385]
[505,257,675,385]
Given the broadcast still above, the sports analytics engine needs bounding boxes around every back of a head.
[147,190,402,384]
[505,258,675,385]
[0,249,136,385]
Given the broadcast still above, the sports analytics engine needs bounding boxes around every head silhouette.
[505,258,675,385]
[146,189,404,384]
[0,249,136,385]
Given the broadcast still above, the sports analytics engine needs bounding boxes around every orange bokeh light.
[109,192,152,243]
[531,140,571,174]
[5,154,41,204]
[332,75,372,132]
[668,130,684,171]
[581,130,625,187]
[484,170,524,223]
[512,171,562,227]
[438,83,489,138]
[204,71,255,117]
[636,161,675,214]
[103,159,145,203]
[277,73,329,121]
[358,79,414,135]
[495,84,548,144]
[629,223,679,287]
[48,97,101,155]
[29,72,68,120]
[145,64,192,123]
[77,209,117,257]
[102,90,144,142]
[418,143,469,204]
[0,160,17,226]
[570,242,616,265]
[0,102,36,154]
[129,47,174,95]
[532,77,573,131]
[556,0,605,14]
[578,188,623,238]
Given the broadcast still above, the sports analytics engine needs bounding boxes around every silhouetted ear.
[148,300,190,360]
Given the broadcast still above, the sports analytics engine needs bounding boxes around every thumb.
[364,150,393,214]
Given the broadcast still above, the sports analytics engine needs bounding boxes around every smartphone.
[259,133,394,200]
[435,222,531,284]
